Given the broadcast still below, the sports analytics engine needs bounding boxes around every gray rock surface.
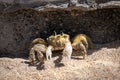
[0,0,67,12]
[0,0,120,11]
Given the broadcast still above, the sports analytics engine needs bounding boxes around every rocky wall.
[0,7,120,56]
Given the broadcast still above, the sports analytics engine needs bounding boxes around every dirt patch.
[0,40,120,80]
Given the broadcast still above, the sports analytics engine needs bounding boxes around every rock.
[68,0,78,7]
[0,7,120,56]
[0,1,120,56]
[0,0,68,12]
[99,1,120,8]
[35,3,69,11]
[0,0,120,12]
[0,9,48,56]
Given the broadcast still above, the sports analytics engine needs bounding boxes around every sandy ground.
[0,40,120,80]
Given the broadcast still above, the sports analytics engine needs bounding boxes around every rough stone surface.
[0,7,120,56]
[0,0,68,12]
[0,9,48,56]
[0,0,120,12]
